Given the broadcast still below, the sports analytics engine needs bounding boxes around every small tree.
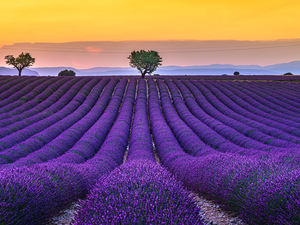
[233,71,240,76]
[128,50,162,78]
[5,52,35,76]
[58,69,76,76]
[283,72,293,76]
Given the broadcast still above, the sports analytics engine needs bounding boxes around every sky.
[1,0,300,68]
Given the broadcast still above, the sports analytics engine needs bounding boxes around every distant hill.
[79,67,135,73]
[155,67,279,75]
[264,61,300,74]
[1,61,300,76]
[0,67,38,76]
[26,67,81,76]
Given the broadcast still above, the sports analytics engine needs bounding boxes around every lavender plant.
[156,79,216,157]
[73,160,203,225]
[227,80,300,117]
[0,77,81,124]
[7,78,114,167]
[51,78,124,164]
[206,80,300,133]
[0,78,100,164]
[0,162,88,224]
[126,78,155,162]
[0,77,49,109]
[0,77,38,101]
[189,80,300,147]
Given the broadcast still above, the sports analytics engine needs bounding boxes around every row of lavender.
[0,76,299,224]
[164,75,300,80]
[180,80,300,149]
[0,77,202,224]
[149,78,300,224]
[68,75,300,81]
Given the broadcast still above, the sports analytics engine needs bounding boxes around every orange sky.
[1,0,300,46]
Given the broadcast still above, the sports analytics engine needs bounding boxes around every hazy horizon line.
[2,38,300,47]
[0,59,295,69]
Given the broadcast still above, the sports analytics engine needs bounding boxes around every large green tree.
[128,50,162,78]
[5,52,35,76]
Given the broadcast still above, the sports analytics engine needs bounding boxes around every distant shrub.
[221,74,228,76]
[283,72,294,75]
[58,69,76,76]
[233,71,240,76]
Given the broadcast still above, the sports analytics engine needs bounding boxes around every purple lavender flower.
[73,160,203,225]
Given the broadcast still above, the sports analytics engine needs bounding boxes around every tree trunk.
[18,69,22,76]
[141,71,146,79]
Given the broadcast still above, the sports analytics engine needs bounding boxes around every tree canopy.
[5,52,35,76]
[128,50,162,78]
[58,69,76,76]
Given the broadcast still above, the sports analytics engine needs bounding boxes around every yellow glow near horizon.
[0,0,300,46]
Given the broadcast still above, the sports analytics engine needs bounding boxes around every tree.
[283,72,293,76]
[233,71,240,76]
[58,69,76,76]
[5,52,35,76]
[128,50,162,78]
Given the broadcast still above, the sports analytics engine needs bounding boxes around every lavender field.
[0,75,300,224]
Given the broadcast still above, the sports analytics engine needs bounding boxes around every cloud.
[86,46,103,53]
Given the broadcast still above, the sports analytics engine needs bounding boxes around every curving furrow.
[0,77,33,97]
[189,80,300,148]
[193,80,300,146]
[81,77,136,173]
[0,76,19,88]
[221,81,300,124]
[176,79,292,152]
[266,81,300,96]
[50,78,125,164]
[0,77,39,101]
[245,81,300,106]
[206,80,300,132]
[126,78,155,163]
[0,77,80,126]
[156,79,216,157]
[0,77,62,114]
[227,81,300,117]
[148,78,201,161]
[0,77,52,109]
[6,78,111,168]
[0,78,98,162]
[171,79,261,155]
